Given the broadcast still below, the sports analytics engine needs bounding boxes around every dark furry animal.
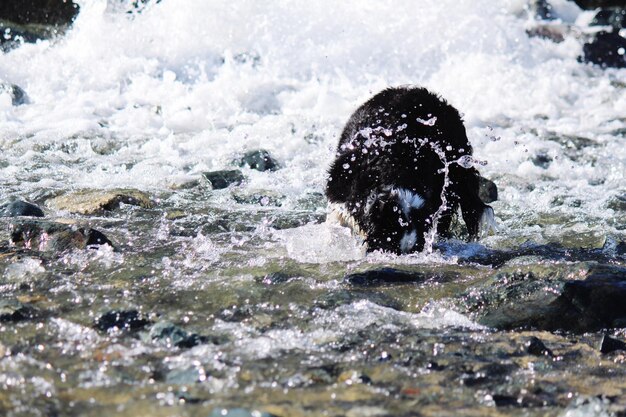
[326,86,495,254]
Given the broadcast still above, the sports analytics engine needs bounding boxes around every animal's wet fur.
[326,86,494,253]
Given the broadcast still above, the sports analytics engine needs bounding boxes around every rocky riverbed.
[2,0,626,416]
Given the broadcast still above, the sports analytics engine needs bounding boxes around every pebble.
[149,321,208,348]
[0,299,38,322]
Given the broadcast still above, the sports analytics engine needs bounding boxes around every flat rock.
[10,220,113,251]
[47,189,154,214]
[95,309,151,332]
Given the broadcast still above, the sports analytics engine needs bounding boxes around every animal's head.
[362,187,429,254]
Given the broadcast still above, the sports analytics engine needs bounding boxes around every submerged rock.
[472,264,626,333]
[149,321,208,349]
[0,299,38,322]
[236,149,280,172]
[208,408,277,417]
[0,200,44,217]
[231,189,284,207]
[95,310,151,332]
[581,31,626,69]
[47,189,154,215]
[202,170,245,190]
[344,268,427,287]
[10,221,113,251]
[0,83,29,106]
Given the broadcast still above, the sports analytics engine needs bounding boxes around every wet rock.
[0,83,29,106]
[202,170,245,190]
[0,200,44,217]
[46,189,154,215]
[0,299,38,322]
[531,152,553,169]
[581,31,626,69]
[149,321,208,349]
[344,268,427,287]
[10,221,113,251]
[527,336,554,357]
[164,366,206,385]
[608,194,626,212]
[591,8,626,29]
[232,189,284,207]
[478,176,498,203]
[528,0,555,20]
[236,149,280,172]
[94,310,151,332]
[0,0,80,26]
[208,408,277,417]
[554,266,626,330]
[599,334,626,354]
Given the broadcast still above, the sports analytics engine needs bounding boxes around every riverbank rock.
[0,83,29,106]
[202,170,245,190]
[0,200,44,217]
[10,221,113,251]
[581,31,626,69]
[236,149,280,172]
[47,189,154,215]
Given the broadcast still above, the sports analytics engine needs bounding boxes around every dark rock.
[0,84,29,106]
[0,0,79,26]
[0,299,38,322]
[571,0,626,10]
[531,152,553,169]
[85,229,113,247]
[94,309,151,332]
[591,8,626,29]
[528,0,556,20]
[10,221,114,251]
[526,336,554,357]
[149,321,208,349]
[237,149,280,172]
[608,194,626,212]
[344,268,426,287]
[599,334,626,354]
[581,31,626,69]
[0,200,44,217]
[478,176,498,203]
[202,170,245,190]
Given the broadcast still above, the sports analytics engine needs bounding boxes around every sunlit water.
[1,0,625,416]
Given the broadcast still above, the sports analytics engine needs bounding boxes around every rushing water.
[1,1,626,416]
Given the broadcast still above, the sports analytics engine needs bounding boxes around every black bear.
[326,86,495,254]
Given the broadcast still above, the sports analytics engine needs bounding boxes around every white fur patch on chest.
[391,187,425,216]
